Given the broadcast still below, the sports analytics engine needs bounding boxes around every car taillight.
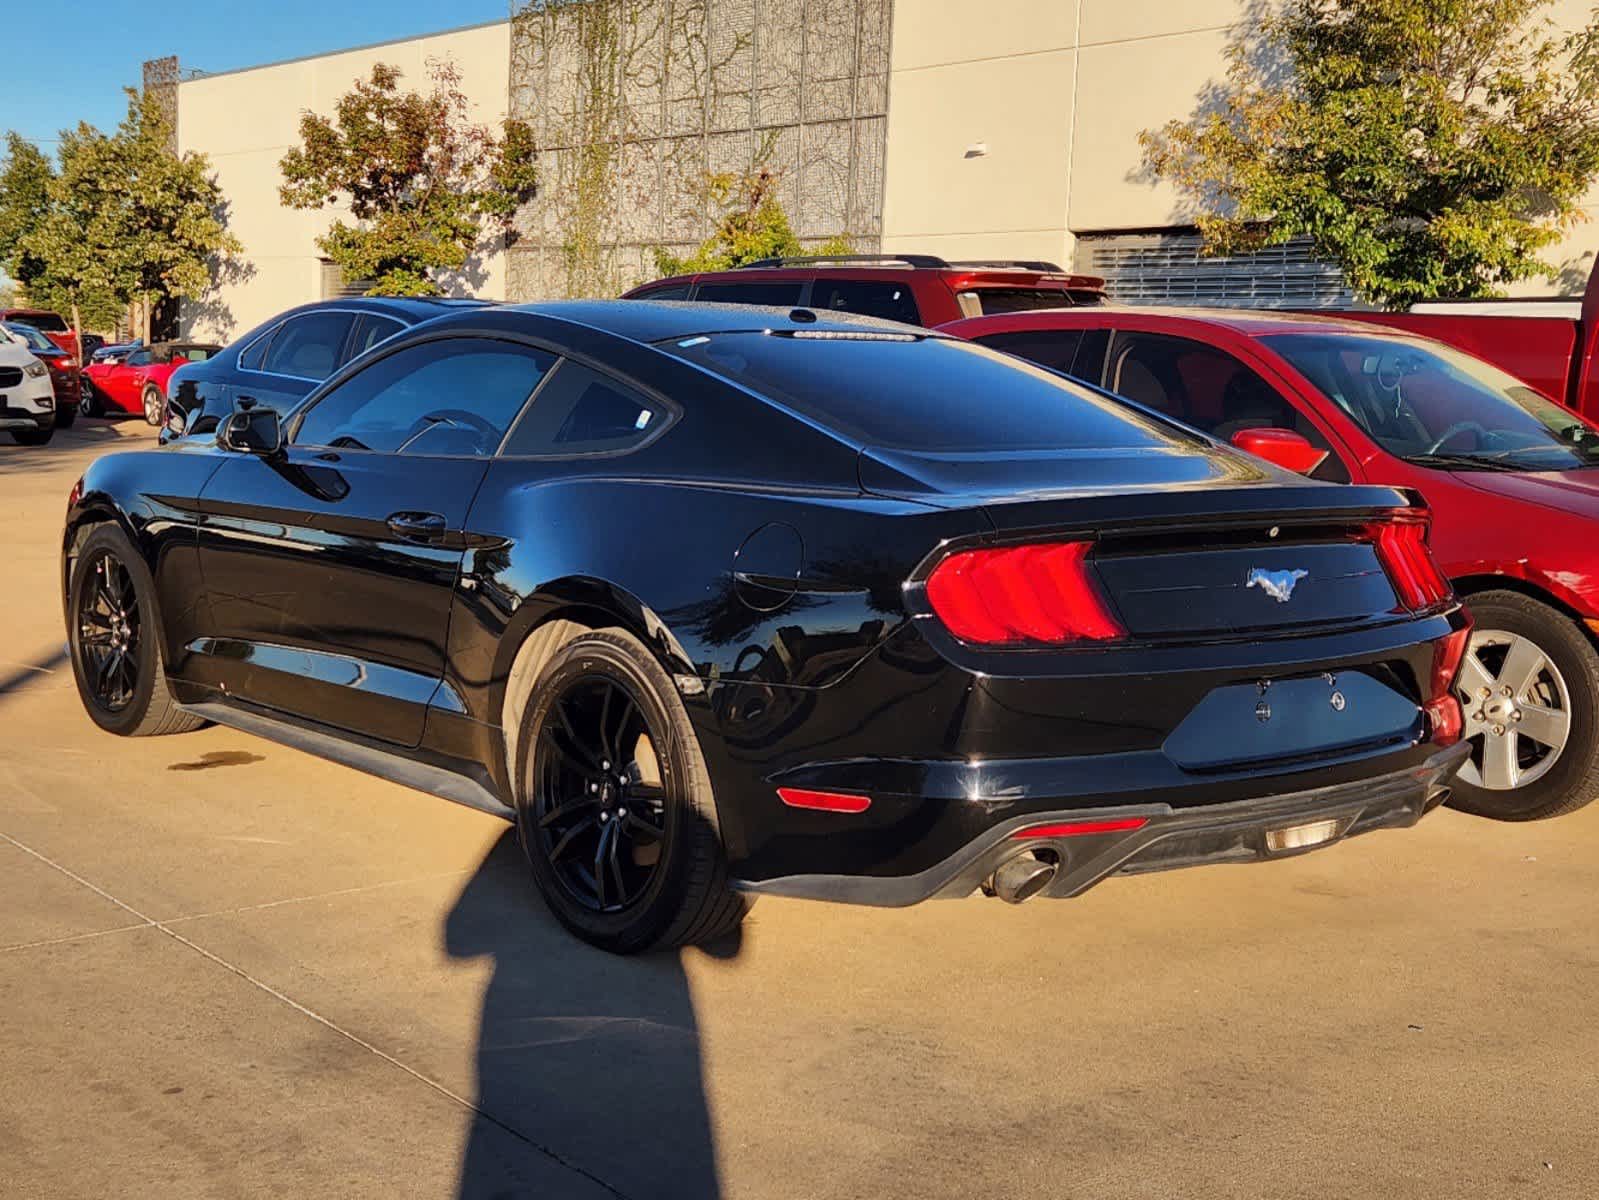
[1369,516,1451,611]
[1422,620,1472,747]
[925,541,1126,645]
[67,477,82,513]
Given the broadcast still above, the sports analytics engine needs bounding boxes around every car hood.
[1455,467,1599,520]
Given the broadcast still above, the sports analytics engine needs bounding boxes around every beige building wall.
[882,0,1595,295]
[175,20,511,341]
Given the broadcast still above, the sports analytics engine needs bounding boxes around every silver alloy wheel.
[1455,627,1572,790]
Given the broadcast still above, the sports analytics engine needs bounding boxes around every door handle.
[386,511,449,541]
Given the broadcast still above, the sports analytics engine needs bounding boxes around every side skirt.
[181,699,516,822]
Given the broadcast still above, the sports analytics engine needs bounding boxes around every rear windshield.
[661,331,1191,452]
[963,288,1086,315]
[8,312,68,333]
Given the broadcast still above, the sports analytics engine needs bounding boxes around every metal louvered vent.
[319,259,375,300]
[1074,232,1353,310]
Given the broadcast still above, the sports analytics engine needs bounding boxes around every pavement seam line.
[0,831,633,1200]
[0,921,155,956]
[162,868,476,926]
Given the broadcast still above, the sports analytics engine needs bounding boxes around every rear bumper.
[733,741,1468,906]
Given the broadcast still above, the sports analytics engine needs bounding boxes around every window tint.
[962,288,1076,315]
[693,280,805,307]
[238,325,279,372]
[347,315,406,362]
[127,348,153,366]
[294,337,557,457]
[501,362,667,457]
[976,329,1086,377]
[260,311,356,381]
[810,279,921,325]
[1108,332,1348,482]
[665,332,1191,453]
[10,312,68,333]
[631,283,692,301]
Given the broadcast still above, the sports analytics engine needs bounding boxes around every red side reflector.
[925,541,1126,645]
[1010,816,1149,840]
[777,787,871,814]
[1423,620,1472,747]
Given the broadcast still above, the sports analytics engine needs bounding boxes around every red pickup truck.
[1338,260,1599,419]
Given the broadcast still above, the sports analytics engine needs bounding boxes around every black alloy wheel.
[532,672,671,914]
[514,629,747,953]
[75,549,142,713]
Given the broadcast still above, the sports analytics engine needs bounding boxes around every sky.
[8,0,512,150]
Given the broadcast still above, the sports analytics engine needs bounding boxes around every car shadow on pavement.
[446,830,731,1199]
[0,419,140,475]
[0,646,68,700]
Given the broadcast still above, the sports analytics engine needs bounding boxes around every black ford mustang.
[63,301,1471,952]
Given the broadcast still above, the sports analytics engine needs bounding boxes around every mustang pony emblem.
[1246,567,1309,603]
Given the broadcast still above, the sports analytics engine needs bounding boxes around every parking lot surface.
[3,422,1598,1198]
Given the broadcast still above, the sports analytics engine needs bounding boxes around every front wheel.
[79,381,101,418]
[142,385,164,426]
[513,628,748,954]
[11,425,53,445]
[67,525,205,737]
[1448,590,1599,820]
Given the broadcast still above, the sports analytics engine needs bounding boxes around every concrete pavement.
[2,421,1597,1198]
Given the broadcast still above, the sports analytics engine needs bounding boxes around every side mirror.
[219,406,283,456]
[1230,426,1328,476]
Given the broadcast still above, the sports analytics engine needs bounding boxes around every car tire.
[513,628,748,954]
[80,381,101,418]
[67,524,205,738]
[1448,590,1599,820]
[142,385,164,426]
[55,404,77,429]
[11,426,54,445]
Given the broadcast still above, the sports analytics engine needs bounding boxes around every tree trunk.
[70,300,82,365]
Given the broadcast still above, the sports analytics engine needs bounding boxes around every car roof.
[302,296,490,320]
[498,298,932,343]
[941,306,1410,339]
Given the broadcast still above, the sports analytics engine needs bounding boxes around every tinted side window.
[1108,332,1349,482]
[347,315,406,362]
[294,337,557,457]
[127,349,153,366]
[966,288,1075,315]
[976,329,1086,377]
[694,280,805,306]
[238,325,280,372]
[501,362,667,457]
[261,311,356,381]
[811,279,921,325]
[632,283,692,301]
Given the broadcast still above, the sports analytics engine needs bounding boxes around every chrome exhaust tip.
[990,851,1058,904]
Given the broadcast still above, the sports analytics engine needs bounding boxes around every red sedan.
[944,306,1599,822]
[82,340,221,424]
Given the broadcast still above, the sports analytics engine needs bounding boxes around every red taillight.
[1369,516,1451,611]
[1010,816,1149,840]
[67,478,82,512]
[1423,620,1472,747]
[777,787,871,814]
[925,541,1126,645]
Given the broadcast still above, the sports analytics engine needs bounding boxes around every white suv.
[0,327,56,445]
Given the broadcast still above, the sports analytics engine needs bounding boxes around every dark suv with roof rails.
[622,253,1105,327]
[161,296,491,442]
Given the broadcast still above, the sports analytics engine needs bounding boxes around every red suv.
[623,254,1105,326]
[944,306,1599,825]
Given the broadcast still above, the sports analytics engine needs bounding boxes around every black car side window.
[294,337,557,457]
[975,329,1086,378]
[810,280,921,325]
[693,280,806,306]
[346,315,406,364]
[500,362,668,458]
[631,283,692,301]
[1109,332,1350,483]
[260,311,357,382]
[237,324,280,372]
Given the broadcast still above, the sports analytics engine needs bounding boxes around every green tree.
[653,157,852,277]
[1139,0,1599,306]
[0,133,56,295]
[279,60,538,296]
